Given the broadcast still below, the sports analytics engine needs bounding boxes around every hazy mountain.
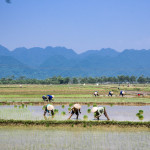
[10,46,77,68]
[0,45,10,56]
[0,45,150,78]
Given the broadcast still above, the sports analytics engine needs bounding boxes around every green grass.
[0,84,150,103]
[0,119,150,127]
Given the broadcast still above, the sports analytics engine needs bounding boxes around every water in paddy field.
[0,127,150,150]
[0,105,150,121]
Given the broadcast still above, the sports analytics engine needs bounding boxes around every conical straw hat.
[73,104,81,109]
[47,105,54,111]
[91,107,98,113]
[52,95,54,98]
[122,91,125,94]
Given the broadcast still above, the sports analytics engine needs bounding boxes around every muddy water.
[0,105,150,121]
[0,127,150,150]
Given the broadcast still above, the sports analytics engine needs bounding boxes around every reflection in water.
[44,115,55,120]
[0,127,150,150]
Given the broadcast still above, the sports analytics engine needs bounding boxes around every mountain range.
[0,45,150,79]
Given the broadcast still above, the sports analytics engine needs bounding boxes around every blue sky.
[0,0,150,53]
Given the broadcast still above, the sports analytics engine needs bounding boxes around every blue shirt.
[47,95,53,100]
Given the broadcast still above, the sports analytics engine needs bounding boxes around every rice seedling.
[87,109,91,113]
[139,110,144,114]
[110,103,114,107]
[62,105,65,108]
[139,115,144,120]
[83,124,86,127]
[93,104,97,107]
[54,109,59,113]
[42,106,46,110]
[14,105,17,108]
[61,111,66,115]
[87,103,90,107]
[68,107,71,111]
[83,115,88,120]
[69,103,73,107]
[136,113,140,117]
[22,104,24,108]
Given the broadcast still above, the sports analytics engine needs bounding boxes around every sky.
[0,0,150,53]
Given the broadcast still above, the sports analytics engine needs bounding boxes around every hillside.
[0,45,150,78]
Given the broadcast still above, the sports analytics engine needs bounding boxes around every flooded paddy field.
[0,105,150,121]
[0,126,150,150]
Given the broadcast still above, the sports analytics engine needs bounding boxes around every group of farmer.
[43,102,110,121]
[94,90,125,97]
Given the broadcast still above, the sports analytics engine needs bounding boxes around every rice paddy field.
[0,84,150,103]
[0,84,150,150]
[0,126,150,150]
[0,104,150,121]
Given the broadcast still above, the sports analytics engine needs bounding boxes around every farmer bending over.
[108,91,113,97]
[44,104,54,116]
[68,104,81,120]
[47,95,54,102]
[42,95,47,101]
[120,91,125,97]
[94,91,99,97]
[92,106,110,120]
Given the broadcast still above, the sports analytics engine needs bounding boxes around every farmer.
[47,95,54,102]
[108,91,113,97]
[43,104,54,116]
[120,91,125,97]
[42,95,47,101]
[94,91,99,97]
[68,104,81,120]
[91,106,110,120]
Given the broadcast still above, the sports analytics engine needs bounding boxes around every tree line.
[0,75,150,84]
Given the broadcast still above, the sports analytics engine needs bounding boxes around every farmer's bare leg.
[44,110,46,116]
[76,114,79,119]
[51,110,54,116]
[104,108,110,120]
[76,111,80,119]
